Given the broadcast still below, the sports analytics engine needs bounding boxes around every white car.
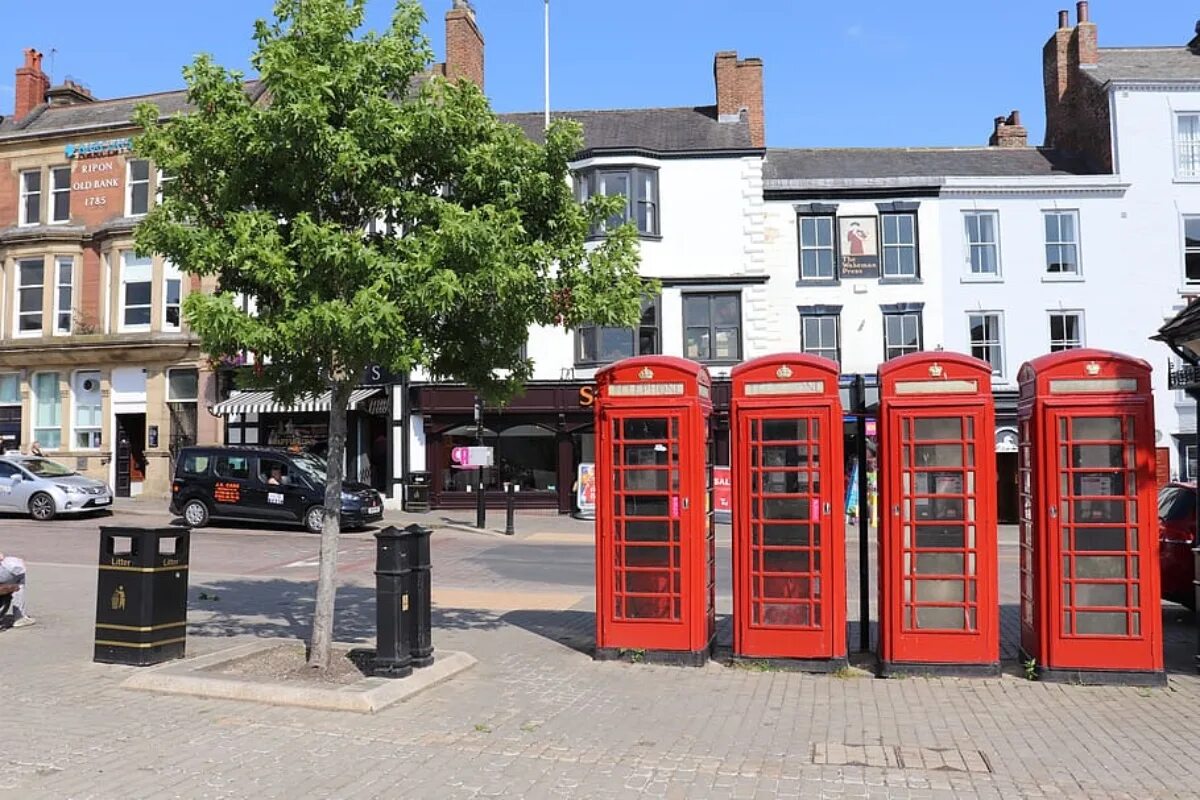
[0,455,113,521]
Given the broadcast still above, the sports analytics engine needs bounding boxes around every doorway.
[115,414,147,497]
[996,451,1018,524]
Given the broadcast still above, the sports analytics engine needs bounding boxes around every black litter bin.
[94,527,190,666]
[405,471,431,512]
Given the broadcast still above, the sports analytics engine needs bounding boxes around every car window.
[21,458,74,477]
[0,462,19,479]
[214,455,250,480]
[258,457,293,486]
[180,453,211,477]
[1159,486,1196,522]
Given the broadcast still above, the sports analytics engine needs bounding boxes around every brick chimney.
[443,0,484,91]
[1042,2,1112,170]
[713,51,765,148]
[989,110,1028,148]
[14,48,50,120]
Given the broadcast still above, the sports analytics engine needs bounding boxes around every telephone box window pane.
[625,597,672,619]
[763,576,811,599]
[1074,472,1125,496]
[915,444,963,467]
[761,604,811,626]
[1073,444,1123,468]
[624,445,668,466]
[624,419,668,439]
[1072,417,1122,440]
[623,470,668,491]
[1074,555,1127,579]
[763,498,810,520]
[762,419,809,441]
[763,550,810,573]
[624,520,670,541]
[916,607,966,630]
[624,547,670,567]
[1073,527,1127,551]
[1074,611,1128,635]
[919,498,964,521]
[915,525,965,548]
[760,523,812,547]
[914,417,962,440]
[915,553,964,574]
[1072,500,1125,524]
[625,496,669,517]
[915,579,965,602]
[1074,583,1127,607]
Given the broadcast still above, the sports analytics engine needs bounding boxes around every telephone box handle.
[1048,505,1057,519]
[892,504,900,516]
[823,502,831,515]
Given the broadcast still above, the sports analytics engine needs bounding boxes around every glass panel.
[1072,500,1125,525]
[763,498,809,520]
[1072,417,1122,440]
[915,445,963,467]
[1074,556,1127,579]
[624,496,669,517]
[760,603,810,626]
[623,547,670,568]
[1073,445,1123,468]
[623,418,668,440]
[1074,611,1129,635]
[1074,583,1128,607]
[915,525,965,549]
[623,470,667,491]
[915,579,965,602]
[623,520,670,542]
[624,445,667,466]
[762,419,809,441]
[1072,528,1126,551]
[914,418,962,440]
[915,553,964,574]
[760,523,813,547]
[916,607,966,630]
[763,551,810,574]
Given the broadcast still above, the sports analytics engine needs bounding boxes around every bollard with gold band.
[94,527,190,666]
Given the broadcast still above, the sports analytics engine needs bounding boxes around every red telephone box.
[878,353,999,676]
[594,356,715,665]
[730,354,846,667]
[1017,349,1164,684]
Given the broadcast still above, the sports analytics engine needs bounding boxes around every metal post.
[854,374,871,653]
[475,396,486,530]
[505,482,516,536]
[405,523,435,668]
[373,526,413,678]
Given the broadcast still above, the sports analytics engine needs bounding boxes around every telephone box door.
[885,405,998,667]
[1044,408,1156,665]
[736,408,838,658]
[599,410,691,651]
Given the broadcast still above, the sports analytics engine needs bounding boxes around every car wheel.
[182,499,210,528]
[305,505,326,534]
[29,492,57,522]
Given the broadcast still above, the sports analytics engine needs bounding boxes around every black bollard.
[405,523,435,668]
[373,526,413,678]
[505,483,516,536]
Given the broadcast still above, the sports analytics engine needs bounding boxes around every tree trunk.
[308,379,354,669]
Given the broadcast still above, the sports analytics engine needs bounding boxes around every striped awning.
[210,388,383,417]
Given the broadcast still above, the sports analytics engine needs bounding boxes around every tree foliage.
[133,0,644,667]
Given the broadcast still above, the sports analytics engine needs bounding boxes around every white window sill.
[16,221,39,228]
[961,275,1003,284]
[14,330,44,339]
[1173,176,1200,184]
[48,219,71,226]
[118,325,152,334]
[1041,274,1084,283]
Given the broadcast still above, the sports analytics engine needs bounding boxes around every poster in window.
[838,216,880,279]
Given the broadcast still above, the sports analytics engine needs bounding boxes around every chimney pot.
[713,51,765,148]
[13,47,50,120]
[442,0,484,90]
[1076,1,1089,24]
[1058,9,1069,29]
[1009,110,1022,126]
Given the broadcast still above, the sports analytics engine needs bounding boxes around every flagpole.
[544,0,550,131]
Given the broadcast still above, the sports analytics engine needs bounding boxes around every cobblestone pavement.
[1,509,1198,798]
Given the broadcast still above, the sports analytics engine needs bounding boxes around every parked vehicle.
[169,446,383,533]
[0,455,113,521]
[1158,482,1197,609]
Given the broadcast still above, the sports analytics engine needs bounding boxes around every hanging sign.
[451,446,493,468]
[838,216,880,279]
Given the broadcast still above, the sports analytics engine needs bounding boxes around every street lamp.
[1153,302,1200,671]
[474,395,486,529]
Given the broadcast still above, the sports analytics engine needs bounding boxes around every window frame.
[18,169,42,227]
[126,158,151,217]
[576,165,660,239]
[882,310,923,361]
[0,373,20,407]
[1048,310,1085,352]
[1176,112,1200,180]
[167,367,200,455]
[15,256,45,338]
[119,251,154,333]
[962,210,1001,279]
[682,291,743,365]
[1043,209,1082,278]
[71,369,103,450]
[163,260,183,331]
[967,311,1005,378]
[574,295,661,367]
[879,212,919,281]
[797,214,838,283]
[1184,215,1200,286]
[53,256,74,335]
[1186,444,1199,483]
[31,371,62,451]
[50,165,71,224]
[799,312,841,365]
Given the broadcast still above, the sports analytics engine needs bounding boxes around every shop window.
[576,296,660,366]
[168,368,199,456]
[72,370,102,449]
[439,423,559,493]
[32,371,61,450]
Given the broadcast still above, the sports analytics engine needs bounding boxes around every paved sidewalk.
[2,522,1199,798]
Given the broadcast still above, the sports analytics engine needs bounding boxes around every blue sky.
[1,1,1194,147]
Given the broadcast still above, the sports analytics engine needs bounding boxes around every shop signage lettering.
[578,386,596,407]
[72,157,122,208]
[712,466,731,517]
[608,382,684,397]
[64,137,133,159]
[451,446,493,468]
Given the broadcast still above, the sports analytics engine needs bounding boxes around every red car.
[1159,483,1197,609]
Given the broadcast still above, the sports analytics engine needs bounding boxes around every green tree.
[134,0,643,669]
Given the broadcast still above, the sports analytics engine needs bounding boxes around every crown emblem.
[776,365,793,379]
[1085,361,1100,376]
[638,366,654,380]
[928,362,944,378]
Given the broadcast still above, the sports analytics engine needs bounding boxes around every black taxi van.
[170,446,384,532]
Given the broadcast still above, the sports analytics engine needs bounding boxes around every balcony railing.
[1168,362,1200,390]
